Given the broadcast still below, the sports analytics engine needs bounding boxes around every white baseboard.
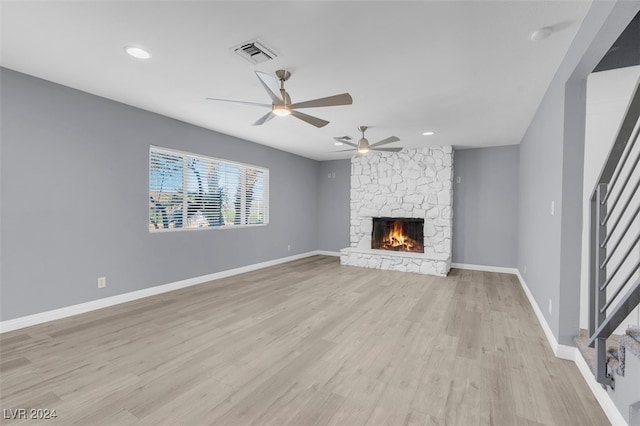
[555,343,579,361]
[451,262,518,274]
[0,250,331,334]
[516,270,627,425]
[515,270,575,360]
[316,250,341,257]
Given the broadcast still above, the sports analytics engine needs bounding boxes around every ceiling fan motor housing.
[275,70,291,82]
[357,138,370,153]
[357,126,369,152]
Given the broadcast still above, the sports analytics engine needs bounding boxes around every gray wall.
[0,68,320,321]
[317,159,351,252]
[452,145,519,268]
[517,0,640,346]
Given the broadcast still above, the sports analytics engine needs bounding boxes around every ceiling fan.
[206,70,352,128]
[335,126,402,154]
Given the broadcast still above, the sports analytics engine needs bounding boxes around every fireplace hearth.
[372,217,424,253]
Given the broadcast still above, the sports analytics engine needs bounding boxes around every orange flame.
[377,220,423,252]
[386,221,406,247]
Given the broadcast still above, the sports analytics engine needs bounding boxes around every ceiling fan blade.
[255,71,282,104]
[335,140,358,148]
[290,110,329,128]
[253,111,275,126]
[369,136,400,148]
[372,147,403,152]
[337,149,357,152]
[206,98,270,108]
[289,93,353,109]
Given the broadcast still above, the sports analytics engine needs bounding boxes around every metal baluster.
[595,183,614,388]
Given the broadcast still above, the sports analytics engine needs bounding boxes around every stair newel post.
[589,191,597,338]
[595,183,614,388]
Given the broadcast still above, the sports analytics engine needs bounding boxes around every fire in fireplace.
[371,217,424,253]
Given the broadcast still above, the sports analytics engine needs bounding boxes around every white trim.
[555,343,578,361]
[573,349,628,426]
[451,263,518,274]
[514,270,575,360]
[0,251,327,334]
[515,270,564,358]
[316,250,341,257]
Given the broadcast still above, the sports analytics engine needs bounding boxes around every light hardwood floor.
[1,256,608,425]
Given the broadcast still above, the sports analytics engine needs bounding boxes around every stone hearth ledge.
[340,247,451,276]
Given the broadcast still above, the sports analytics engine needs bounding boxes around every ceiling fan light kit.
[357,144,370,154]
[207,69,352,128]
[272,105,291,116]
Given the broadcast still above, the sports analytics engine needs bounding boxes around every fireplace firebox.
[371,217,424,253]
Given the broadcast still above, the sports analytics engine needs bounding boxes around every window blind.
[149,146,269,231]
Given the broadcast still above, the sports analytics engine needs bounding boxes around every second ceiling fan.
[335,126,402,154]
[207,70,352,128]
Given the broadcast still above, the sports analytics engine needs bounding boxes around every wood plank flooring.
[0,256,609,425]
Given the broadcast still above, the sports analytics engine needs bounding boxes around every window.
[149,146,268,231]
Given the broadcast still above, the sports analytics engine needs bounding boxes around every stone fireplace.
[340,147,453,276]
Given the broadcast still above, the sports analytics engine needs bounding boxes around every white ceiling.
[1,1,592,161]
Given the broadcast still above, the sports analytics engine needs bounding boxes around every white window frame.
[149,145,269,232]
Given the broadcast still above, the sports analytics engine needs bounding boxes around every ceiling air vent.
[232,39,277,65]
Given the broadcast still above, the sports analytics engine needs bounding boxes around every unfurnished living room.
[1,1,640,425]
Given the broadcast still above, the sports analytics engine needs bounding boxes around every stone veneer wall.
[340,147,454,276]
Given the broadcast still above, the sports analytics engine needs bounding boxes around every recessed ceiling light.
[530,27,553,41]
[422,131,435,136]
[125,46,151,59]
[334,141,344,146]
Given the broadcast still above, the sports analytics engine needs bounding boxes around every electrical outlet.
[548,299,552,314]
[456,176,462,184]
[550,200,555,216]
[332,173,336,178]
[287,244,291,251]
[524,265,527,274]
[97,276,106,289]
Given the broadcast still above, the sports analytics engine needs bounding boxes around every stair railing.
[588,77,640,390]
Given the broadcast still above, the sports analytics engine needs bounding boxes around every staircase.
[607,328,640,426]
[606,327,640,378]
[587,75,640,424]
